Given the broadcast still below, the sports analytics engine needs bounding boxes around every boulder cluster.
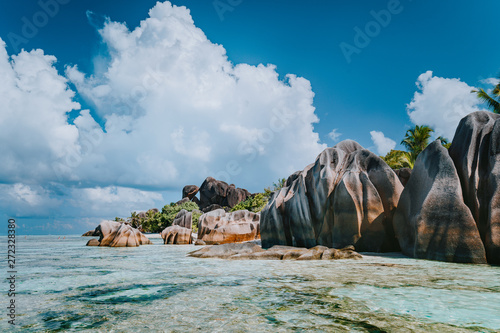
[86,220,152,247]
[261,111,500,265]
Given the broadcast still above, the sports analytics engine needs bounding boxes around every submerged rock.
[393,141,487,264]
[261,140,403,252]
[86,220,152,247]
[197,209,260,244]
[188,243,362,260]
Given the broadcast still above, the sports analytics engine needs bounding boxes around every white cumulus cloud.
[370,131,396,156]
[406,71,483,140]
[0,1,327,233]
[328,128,342,142]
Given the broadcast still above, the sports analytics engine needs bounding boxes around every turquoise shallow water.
[1,236,500,332]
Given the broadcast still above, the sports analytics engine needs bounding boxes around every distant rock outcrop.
[197,209,260,244]
[393,141,487,263]
[261,140,403,252]
[182,185,200,200]
[199,177,250,209]
[86,220,152,247]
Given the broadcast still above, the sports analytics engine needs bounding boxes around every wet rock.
[194,239,206,246]
[261,140,403,252]
[182,185,199,200]
[86,239,100,246]
[161,225,192,245]
[321,245,362,260]
[297,245,329,260]
[197,209,260,244]
[188,242,263,259]
[88,220,152,247]
[393,141,487,264]
[189,243,362,260]
[449,111,500,265]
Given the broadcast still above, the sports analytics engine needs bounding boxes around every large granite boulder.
[197,209,260,244]
[261,140,403,252]
[160,209,193,245]
[86,220,152,247]
[393,141,487,263]
[173,209,192,229]
[199,177,250,209]
[449,111,500,264]
[182,185,200,200]
[161,225,192,245]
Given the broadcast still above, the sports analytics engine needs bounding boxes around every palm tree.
[401,125,434,164]
[382,150,414,169]
[472,76,500,113]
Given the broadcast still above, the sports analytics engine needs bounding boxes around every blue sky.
[0,0,499,234]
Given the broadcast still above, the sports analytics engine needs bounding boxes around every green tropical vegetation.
[472,77,500,113]
[382,125,450,169]
[129,201,200,233]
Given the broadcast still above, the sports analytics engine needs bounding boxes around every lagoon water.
[2,235,500,332]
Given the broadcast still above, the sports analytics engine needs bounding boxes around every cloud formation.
[67,1,325,188]
[0,1,326,233]
[328,128,342,142]
[370,131,396,156]
[406,71,483,140]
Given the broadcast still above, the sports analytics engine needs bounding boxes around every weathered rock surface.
[199,177,250,209]
[394,168,412,187]
[201,204,225,213]
[449,111,500,264]
[188,243,362,260]
[261,140,403,252]
[160,210,193,245]
[182,185,200,200]
[82,230,97,236]
[86,221,152,247]
[86,239,100,246]
[197,209,260,245]
[175,197,191,206]
[173,209,192,229]
[161,225,192,245]
[393,141,487,263]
